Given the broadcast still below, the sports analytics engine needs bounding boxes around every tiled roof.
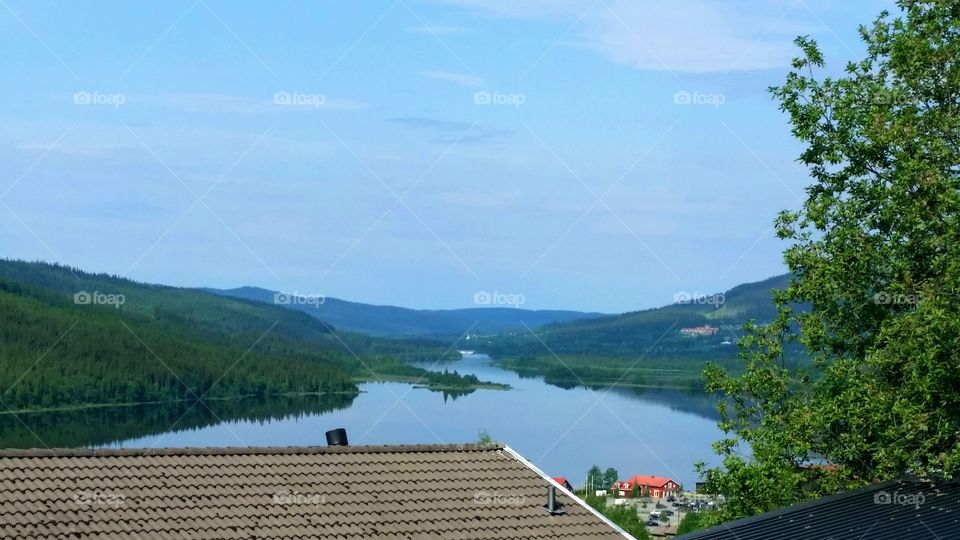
[677,477,960,540]
[618,475,676,488]
[0,443,630,539]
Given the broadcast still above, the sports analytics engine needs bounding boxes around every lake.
[0,354,725,489]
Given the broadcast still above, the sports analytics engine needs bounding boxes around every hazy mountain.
[202,286,605,338]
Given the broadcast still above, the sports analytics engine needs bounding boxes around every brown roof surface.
[0,443,628,539]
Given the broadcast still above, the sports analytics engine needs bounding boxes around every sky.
[0,0,896,313]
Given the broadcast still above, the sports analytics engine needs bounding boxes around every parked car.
[663,510,674,516]
[646,520,661,527]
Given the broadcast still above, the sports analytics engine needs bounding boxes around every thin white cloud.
[16,142,132,158]
[407,24,469,35]
[421,70,486,88]
[433,0,811,72]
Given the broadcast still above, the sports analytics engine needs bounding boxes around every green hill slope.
[0,260,480,412]
[479,274,791,358]
[474,274,799,390]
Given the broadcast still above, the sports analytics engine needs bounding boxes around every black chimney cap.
[325,428,348,446]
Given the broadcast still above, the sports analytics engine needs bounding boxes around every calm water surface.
[100,354,725,488]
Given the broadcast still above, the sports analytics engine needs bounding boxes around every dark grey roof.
[678,477,960,540]
[0,443,630,539]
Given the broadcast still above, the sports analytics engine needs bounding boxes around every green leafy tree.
[699,0,960,525]
[677,511,710,535]
[603,467,620,490]
[587,465,604,492]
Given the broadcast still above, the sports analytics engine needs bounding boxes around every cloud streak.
[434,0,809,72]
[421,70,486,88]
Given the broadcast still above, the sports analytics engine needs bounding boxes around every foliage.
[676,511,710,535]
[603,467,620,489]
[477,429,493,444]
[699,1,960,525]
[583,494,651,540]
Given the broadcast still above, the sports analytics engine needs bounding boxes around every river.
[0,354,725,489]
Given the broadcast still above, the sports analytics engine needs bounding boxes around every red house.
[551,476,574,491]
[612,475,680,498]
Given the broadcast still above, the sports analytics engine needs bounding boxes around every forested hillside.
[478,273,792,358]
[0,260,473,411]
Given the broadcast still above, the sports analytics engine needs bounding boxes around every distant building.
[612,475,681,498]
[680,325,719,337]
[552,476,574,491]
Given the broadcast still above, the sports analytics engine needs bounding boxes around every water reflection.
[0,355,725,488]
[0,392,357,448]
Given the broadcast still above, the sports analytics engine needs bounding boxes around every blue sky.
[0,0,894,312]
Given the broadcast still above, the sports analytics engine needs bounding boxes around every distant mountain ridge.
[479,273,793,358]
[201,286,605,338]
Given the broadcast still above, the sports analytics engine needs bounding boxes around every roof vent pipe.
[544,485,566,515]
[325,428,348,447]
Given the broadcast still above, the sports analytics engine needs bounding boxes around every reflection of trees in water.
[430,388,475,402]
[604,386,722,422]
[0,392,358,448]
